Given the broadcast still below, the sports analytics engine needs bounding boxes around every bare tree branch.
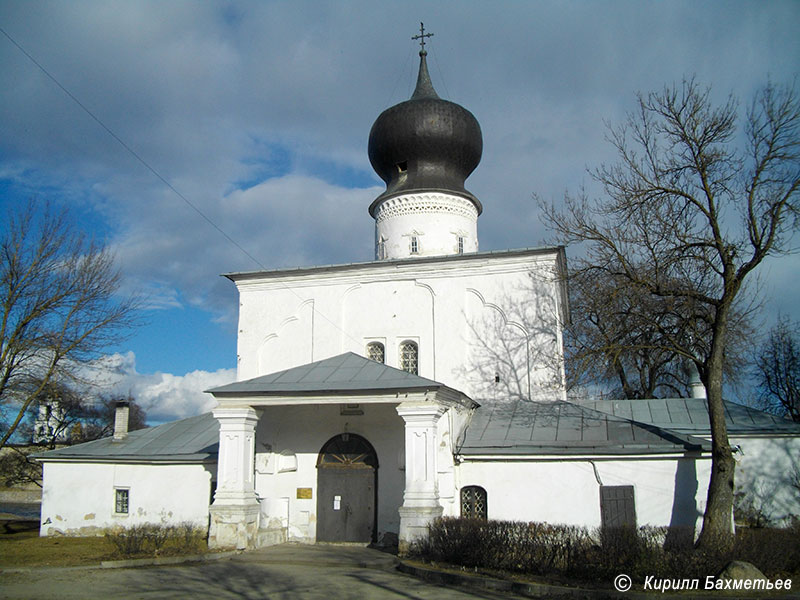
[0,201,141,449]
[539,79,800,550]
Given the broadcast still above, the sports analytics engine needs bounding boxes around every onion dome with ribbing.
[368,51,483,216]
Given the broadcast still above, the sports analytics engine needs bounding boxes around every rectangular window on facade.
[600,485,636,529]
[115,488,129,514]
[458,236,464,254]
[410,236,418,254]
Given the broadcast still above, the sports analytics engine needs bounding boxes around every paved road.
[0,544,526,600]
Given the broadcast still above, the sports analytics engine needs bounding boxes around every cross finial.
[412,22,433,56]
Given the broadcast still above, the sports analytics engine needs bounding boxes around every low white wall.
[454,455,711,530]
[39,461,213,536]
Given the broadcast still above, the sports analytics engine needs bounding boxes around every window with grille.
[399,341,418,375]
[461,486,487,520]
[366,342,385,363]
[410,236,419,254]
[457,236,464,254]
[115,488,129,514]
[376,237,386,260]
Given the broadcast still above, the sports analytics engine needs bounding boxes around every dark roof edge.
[209,384,446,398]
[224,246,565,282]
[458,447,713,457]
[34,454,217,464]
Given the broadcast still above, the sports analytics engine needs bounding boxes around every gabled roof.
[458,400,711,456]
[208,352,460,398]
[34,412,219,463]
[575,398,800,436]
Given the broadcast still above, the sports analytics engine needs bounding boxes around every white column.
[396,402,447,552]
[208,406,260,550]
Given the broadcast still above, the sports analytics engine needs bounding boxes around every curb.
[100,550,240,569]
[398,561,619,599]
[397,562,800,600]
[0,551,240,574]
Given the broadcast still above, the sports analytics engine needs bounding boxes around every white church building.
[37,41,800,551]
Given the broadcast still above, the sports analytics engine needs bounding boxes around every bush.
[410,517,800,584]
[105,523,207,558]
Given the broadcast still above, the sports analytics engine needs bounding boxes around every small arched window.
[366,342,385,363]
[461,486,487,520]
[399,341,418,375]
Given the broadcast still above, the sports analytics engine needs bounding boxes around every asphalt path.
[0,544,527,600]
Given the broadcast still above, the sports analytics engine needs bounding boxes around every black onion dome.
[368,52,483,216]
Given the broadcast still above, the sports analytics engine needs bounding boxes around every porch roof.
[459,400,711,456]
[208,352,467,400]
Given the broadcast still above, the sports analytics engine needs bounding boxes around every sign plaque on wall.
[296,487,313,499]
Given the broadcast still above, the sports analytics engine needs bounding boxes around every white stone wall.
[253,403,406,542]
[453,456,712,529]
[39,461,214,536]
[234,249,567,404]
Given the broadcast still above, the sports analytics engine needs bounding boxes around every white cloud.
[98,352,234,424]
[2,0,799,377]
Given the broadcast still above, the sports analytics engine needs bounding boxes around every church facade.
[37,41,798,550]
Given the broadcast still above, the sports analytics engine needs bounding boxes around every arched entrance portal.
[316,433,378,543]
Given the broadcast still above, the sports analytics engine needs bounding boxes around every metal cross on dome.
[412,22,433,55]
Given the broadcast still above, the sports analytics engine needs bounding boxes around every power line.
[0,25,365,349]
[0,25,266,271]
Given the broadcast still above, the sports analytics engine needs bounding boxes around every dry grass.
[0,519,210,568]
[0,520,112,567]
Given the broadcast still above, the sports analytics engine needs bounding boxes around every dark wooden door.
[317,465,375,542]
[316,433,378,543]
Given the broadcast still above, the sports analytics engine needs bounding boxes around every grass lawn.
[0,519,211,568]
[0,519,112,568]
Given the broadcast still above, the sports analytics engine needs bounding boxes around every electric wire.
[0,25,367,349]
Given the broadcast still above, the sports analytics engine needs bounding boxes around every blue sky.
[1,1,799,423]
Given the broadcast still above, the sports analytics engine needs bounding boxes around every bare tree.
[566,266,754,399]
[540,80,800,550]
[753,315,799,422]
[71,394,148,442]
[27,382,149,447]
[0,201,140,450]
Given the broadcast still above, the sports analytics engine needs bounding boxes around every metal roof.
[458,400,711,456]
[223,246,564,281]
[575,398,800,436]
[208,352,455,397]
[34,412,219,463]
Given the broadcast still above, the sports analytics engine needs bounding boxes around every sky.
[1,1,799,424]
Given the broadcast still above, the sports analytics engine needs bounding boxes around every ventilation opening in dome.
[396,161,408,173]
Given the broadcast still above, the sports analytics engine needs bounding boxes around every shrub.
[411,517,800,584]
[105,523,207,558]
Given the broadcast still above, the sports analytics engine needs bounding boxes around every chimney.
[688,363,707,399]
[113,401,130,441]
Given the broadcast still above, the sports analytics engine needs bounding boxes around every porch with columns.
[205,352,477,551]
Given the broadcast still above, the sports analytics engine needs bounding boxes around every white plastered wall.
[39,461,213,536]
[453,455,712,529]
[253,403,406,542]
[373,192,479,260]
[731,434,800,525]
[235,250,567,404]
